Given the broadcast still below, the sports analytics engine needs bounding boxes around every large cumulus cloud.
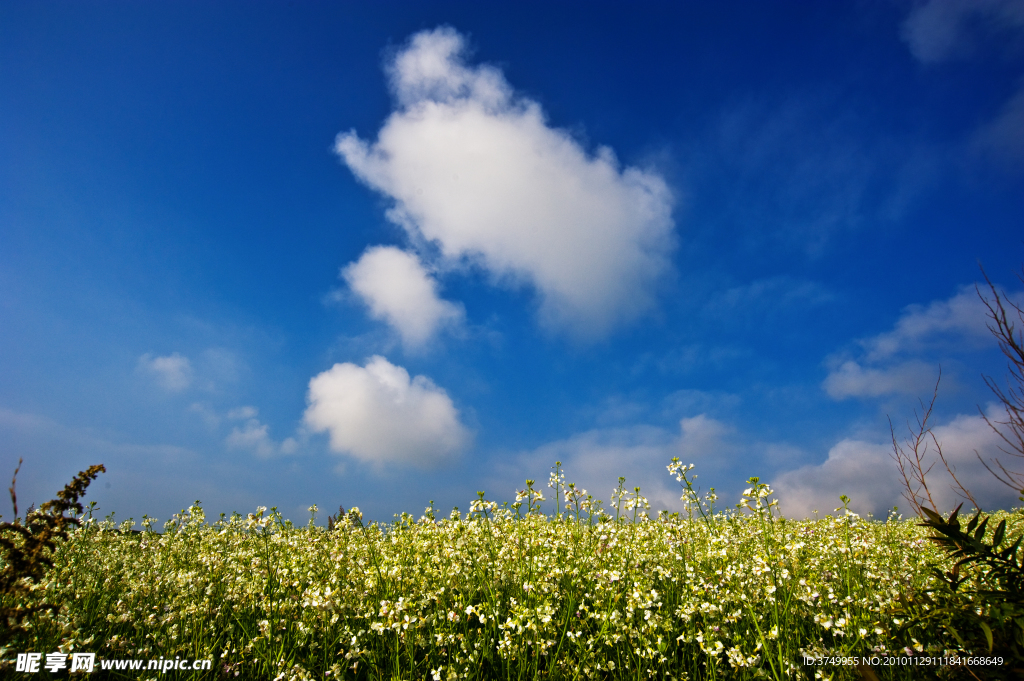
[337,27,676,341]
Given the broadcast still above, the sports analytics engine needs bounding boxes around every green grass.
[2,461,1020,680]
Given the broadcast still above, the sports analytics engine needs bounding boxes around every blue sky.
[3,1,1024,524]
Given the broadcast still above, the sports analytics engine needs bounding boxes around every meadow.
[2,460,1020,681]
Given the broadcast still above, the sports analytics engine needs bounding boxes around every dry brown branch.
[889,370,982,516]
[889,374,941,516]
[975,265,1024,495]
[891,261,1024,516]
[931,429,981,511]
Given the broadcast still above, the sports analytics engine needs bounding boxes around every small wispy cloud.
[227,406,258,420]
[693,95,935,256]
[822,285,1022,400]
[902,0,1024,64]
[188,402,221,429]
[903,0,1024,165]
[224,406,298,459]
[973,80,1024,164]
[343,246,464,349]
[710,276,834,312]
[823,359,939,400]
[860,286,995,362]
[137,352,193,392]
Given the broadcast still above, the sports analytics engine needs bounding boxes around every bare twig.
[889,369,982,514]
[889,373,942,516]
[975,265,1024,495]
[932,431,981,511]
[892,261,1024,516]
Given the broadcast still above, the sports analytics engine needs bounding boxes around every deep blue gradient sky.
[3,1,1024,524]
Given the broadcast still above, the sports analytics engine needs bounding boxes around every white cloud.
[822,285,1023,399]
[903,0,1024,64]
[773,408,1020,518]
[226,419,275,458]
[336,27,676,340]
[773,439,901,519]
[679,414,731,457]
[343,246,463,348]
[225,406,297,459]
[927,410,1022,508]
[137,352,193,392]
[861,286,994,362]
[303,355,470,469]
[822,359,938,400]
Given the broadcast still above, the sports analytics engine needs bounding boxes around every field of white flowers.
[4,460,1020,681]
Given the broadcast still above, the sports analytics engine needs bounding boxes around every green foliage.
[890,505,1024,679]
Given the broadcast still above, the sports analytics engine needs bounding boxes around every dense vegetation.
[2,460,1021,680]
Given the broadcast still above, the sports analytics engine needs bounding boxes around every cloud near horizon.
[494,414,737,514]
[773,407,1020,518]
[336,26,676,340]
[303,355,470,469]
